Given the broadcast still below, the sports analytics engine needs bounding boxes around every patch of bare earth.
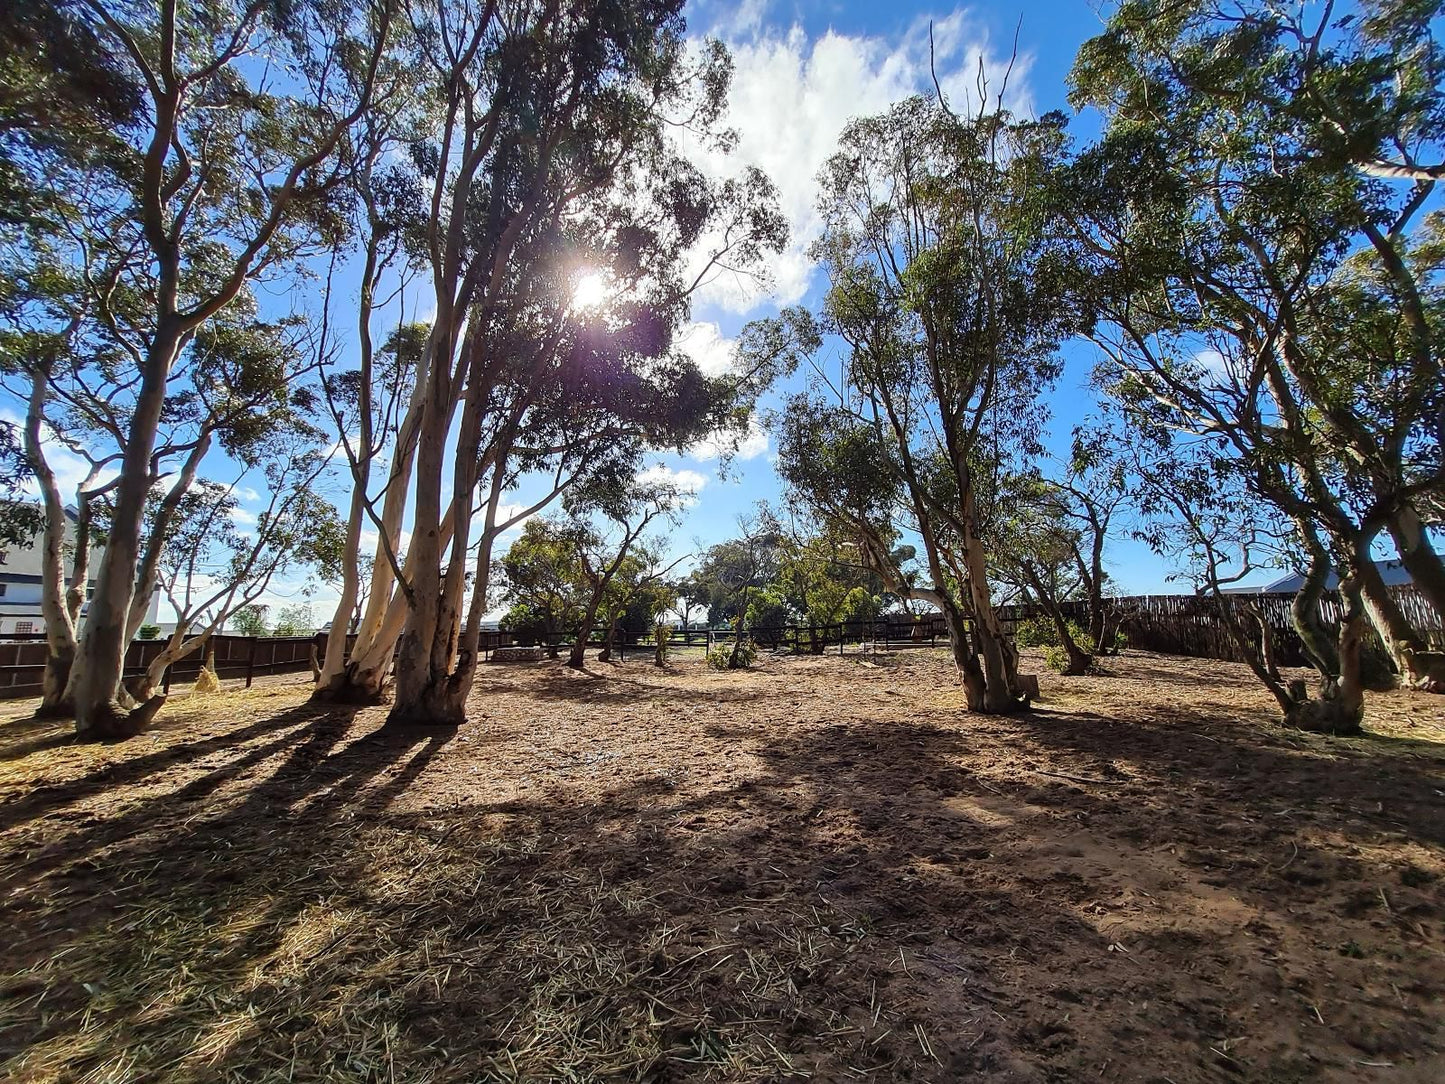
[0,648,1442,1082]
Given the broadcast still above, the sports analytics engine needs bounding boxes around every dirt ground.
[1,648,1443,1083]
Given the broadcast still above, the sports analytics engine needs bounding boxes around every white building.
[0,506,160,636]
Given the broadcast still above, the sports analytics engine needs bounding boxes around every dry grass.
[1,650,1443,1082]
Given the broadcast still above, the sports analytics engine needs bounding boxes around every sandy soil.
[0,648,1442,1082]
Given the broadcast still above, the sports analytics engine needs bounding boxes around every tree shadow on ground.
[498,660,776,708]
[3,672,1442,1082]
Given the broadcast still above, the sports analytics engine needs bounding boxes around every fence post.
[245,637,256,688]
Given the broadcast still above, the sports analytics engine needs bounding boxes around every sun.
[571,270,610,310]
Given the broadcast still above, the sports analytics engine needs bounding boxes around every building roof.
[1220,559,1413,594]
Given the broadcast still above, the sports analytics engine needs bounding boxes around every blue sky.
[635,0,1189,596]
[16,1,1221,627]
[290,0,1197,617]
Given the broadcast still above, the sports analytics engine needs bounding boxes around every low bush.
[707,638,758,670]
[1018,616,1094,652]
[1016,616,1055,647]
[1042,644,1072,673]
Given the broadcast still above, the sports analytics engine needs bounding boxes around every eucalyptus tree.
[773,97,1076,713]
[562,478,687,670]
[689,510,786,634]
[773,524,885,633]
[326,0,788,724]
[497,516,587,655]
[992,422,1130,669]
[1068,0,1445,690]
[4,303,336,715]
[990,476,1096,675]
[690,509,785,668]
[1127,425,1369,734]
[4,0,398,737]
[313,78,429,689]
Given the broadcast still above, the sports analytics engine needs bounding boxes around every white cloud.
[638,464,708,507]
[676,320,736,376]
[229,507,258,527]
[682,10,1033,315]
[688,415,769,462]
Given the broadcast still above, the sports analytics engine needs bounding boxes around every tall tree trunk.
[960,491,1027,712]
[22,358,79,717]
[320,483,368,693]
[1290,525,1340,678]
[320,213,383,691]
[388,373,454,725]
[72,330,182,738]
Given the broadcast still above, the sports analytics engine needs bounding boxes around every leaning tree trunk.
[23,357,79,717]
[1357,550,1443,690]
[1388,505,1445,619]
[72,332,181,739]
[1023,565,1092,676]
[569,597,604,669]
[1286,579,1366,736]
[959,506,1027,712]
[1289,532,1340,678]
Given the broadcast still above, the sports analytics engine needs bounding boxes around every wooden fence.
[562,584,1440,671]
[3,583,1434,699]
[0,629,516,700]
[1106,586,1443,667]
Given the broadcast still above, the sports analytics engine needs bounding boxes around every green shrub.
[1016,616,1055,647]
[744,589,791,632]
[137,624,161,640]
[707,638,757,670]
[1018,616,1091,651]
[1042,644,1071,673]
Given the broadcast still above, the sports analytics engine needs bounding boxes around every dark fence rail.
[545,584,1439,671]
[2,584,1434,700]
[0,629,517,701]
